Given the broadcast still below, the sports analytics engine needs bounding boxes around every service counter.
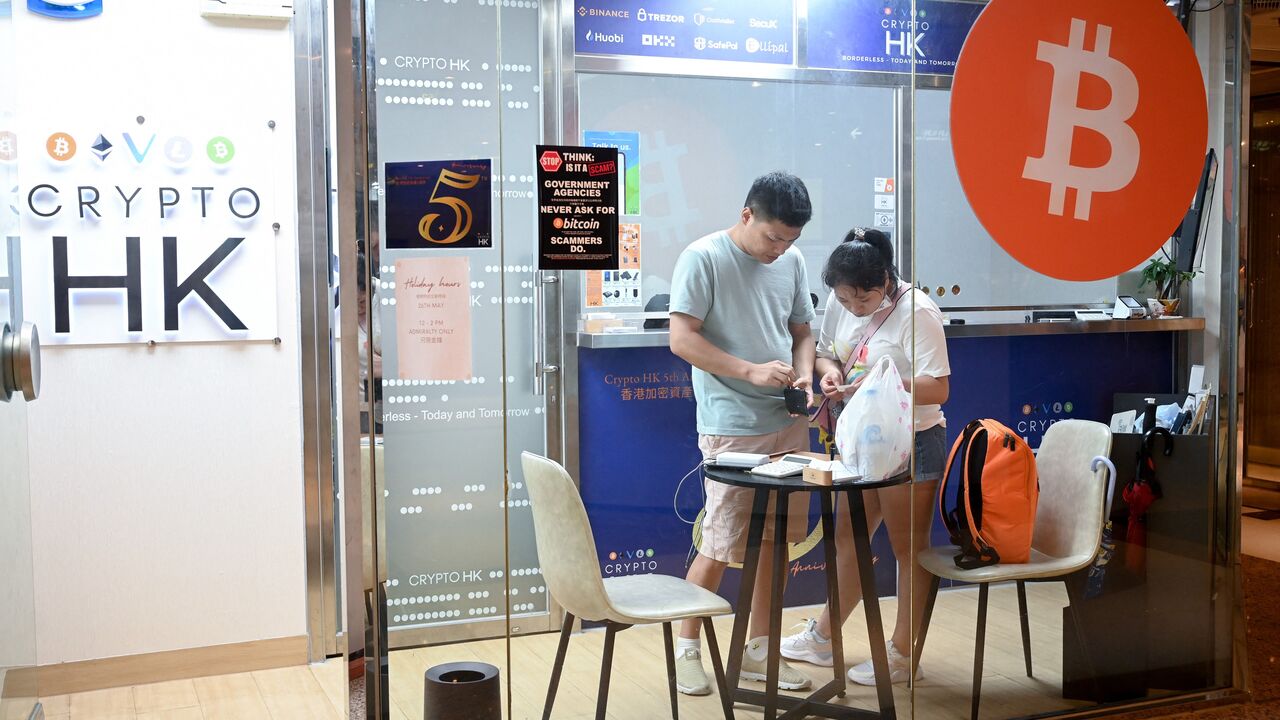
[574,317,1203,609]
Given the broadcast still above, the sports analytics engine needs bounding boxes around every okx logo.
[950,0,1207,282]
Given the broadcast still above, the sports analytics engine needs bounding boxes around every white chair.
[521,452,735,720]
[912,420,1114,720]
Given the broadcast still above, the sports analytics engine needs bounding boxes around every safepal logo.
[641,33,675,48]
[694,36,738,52]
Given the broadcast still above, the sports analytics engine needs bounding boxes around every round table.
[702,464,910,720]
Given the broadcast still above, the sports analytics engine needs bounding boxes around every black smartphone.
[783,387,808,415]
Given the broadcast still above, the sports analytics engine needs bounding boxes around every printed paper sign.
[587,223,642,307]
[394,257,473,381]
[537,144,620,270]
[874,211,895,228]
[874,194,895,210]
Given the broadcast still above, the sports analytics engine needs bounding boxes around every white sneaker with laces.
[779,619,834,667]
[847,640,923,686]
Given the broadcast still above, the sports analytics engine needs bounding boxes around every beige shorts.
[698,420,811,564]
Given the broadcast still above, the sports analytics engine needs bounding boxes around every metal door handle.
[533,273,560,396]
[1,322,40,402]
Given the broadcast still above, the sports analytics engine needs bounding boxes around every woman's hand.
[819,369,844,400]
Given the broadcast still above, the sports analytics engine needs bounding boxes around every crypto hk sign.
[950,1,1208,282]
[17,124,279,345]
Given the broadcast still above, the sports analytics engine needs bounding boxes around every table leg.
[725,488,771,696]
[819,492,847,697]
[847,490,897,719]
[764,490,790,720]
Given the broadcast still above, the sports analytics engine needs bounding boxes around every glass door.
[348,0,557,716]
[0,3,41,716]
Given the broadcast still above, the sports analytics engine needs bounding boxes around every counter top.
[577,317,1205,349]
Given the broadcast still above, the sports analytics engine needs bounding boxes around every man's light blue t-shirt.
[669,231,815,436]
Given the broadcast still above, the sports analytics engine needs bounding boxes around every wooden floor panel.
[39,582,1139,719]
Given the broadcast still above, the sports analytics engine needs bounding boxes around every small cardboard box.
[801,466,833,486]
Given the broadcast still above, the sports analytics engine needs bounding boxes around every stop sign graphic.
[539,150,562,173]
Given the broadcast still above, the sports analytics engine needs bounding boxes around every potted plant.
[1140,252,1198,316]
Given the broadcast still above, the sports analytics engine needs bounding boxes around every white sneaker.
[740,640,813,690]
[779,619,834,667]
[675,648,712,696]
[847,640,923,686]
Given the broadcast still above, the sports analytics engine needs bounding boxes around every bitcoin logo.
[950,0,1208,282]
[206,136,235,165]
[0,132,16,162]
[46,132,77,162]
[1022,19,1138,221]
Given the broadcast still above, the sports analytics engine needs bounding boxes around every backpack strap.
[953,420,1001,569]
[940,420,981,547]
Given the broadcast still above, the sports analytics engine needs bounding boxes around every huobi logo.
[604,547,658,575]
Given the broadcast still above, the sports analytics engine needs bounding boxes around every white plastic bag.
[834,356,913,481]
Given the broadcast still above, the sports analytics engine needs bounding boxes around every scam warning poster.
[536,145,619,270]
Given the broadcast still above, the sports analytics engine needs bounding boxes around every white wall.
[12,3,306,664]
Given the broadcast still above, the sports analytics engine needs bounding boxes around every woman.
[781,227,951,685]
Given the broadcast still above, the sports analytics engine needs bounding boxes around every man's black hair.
[744,172,812,228]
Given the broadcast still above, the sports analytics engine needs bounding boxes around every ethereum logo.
[91,134,113,161]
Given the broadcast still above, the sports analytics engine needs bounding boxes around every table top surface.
[702,463,911,492]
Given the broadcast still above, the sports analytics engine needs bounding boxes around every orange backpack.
[939,419,1039,568]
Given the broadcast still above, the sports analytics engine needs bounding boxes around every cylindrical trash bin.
[423,662,501,720]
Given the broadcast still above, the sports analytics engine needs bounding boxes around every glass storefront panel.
[347,0,1244,717]
[908,1,1238,718]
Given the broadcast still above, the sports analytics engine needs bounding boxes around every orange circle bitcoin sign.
[950,0,1208,282]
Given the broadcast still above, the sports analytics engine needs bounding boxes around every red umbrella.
[1123,428,1171,574]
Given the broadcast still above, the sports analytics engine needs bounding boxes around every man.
[668,171,817,695]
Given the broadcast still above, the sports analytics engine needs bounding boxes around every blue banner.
[575,0,795,65]
[576,346,897,616]
[576,330,1177,606]
[807,0,984,75]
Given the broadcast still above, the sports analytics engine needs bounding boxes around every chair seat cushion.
[601,574,733,624]
[918,545,1096,583]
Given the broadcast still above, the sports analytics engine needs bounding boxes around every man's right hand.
[746,360,796,388]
